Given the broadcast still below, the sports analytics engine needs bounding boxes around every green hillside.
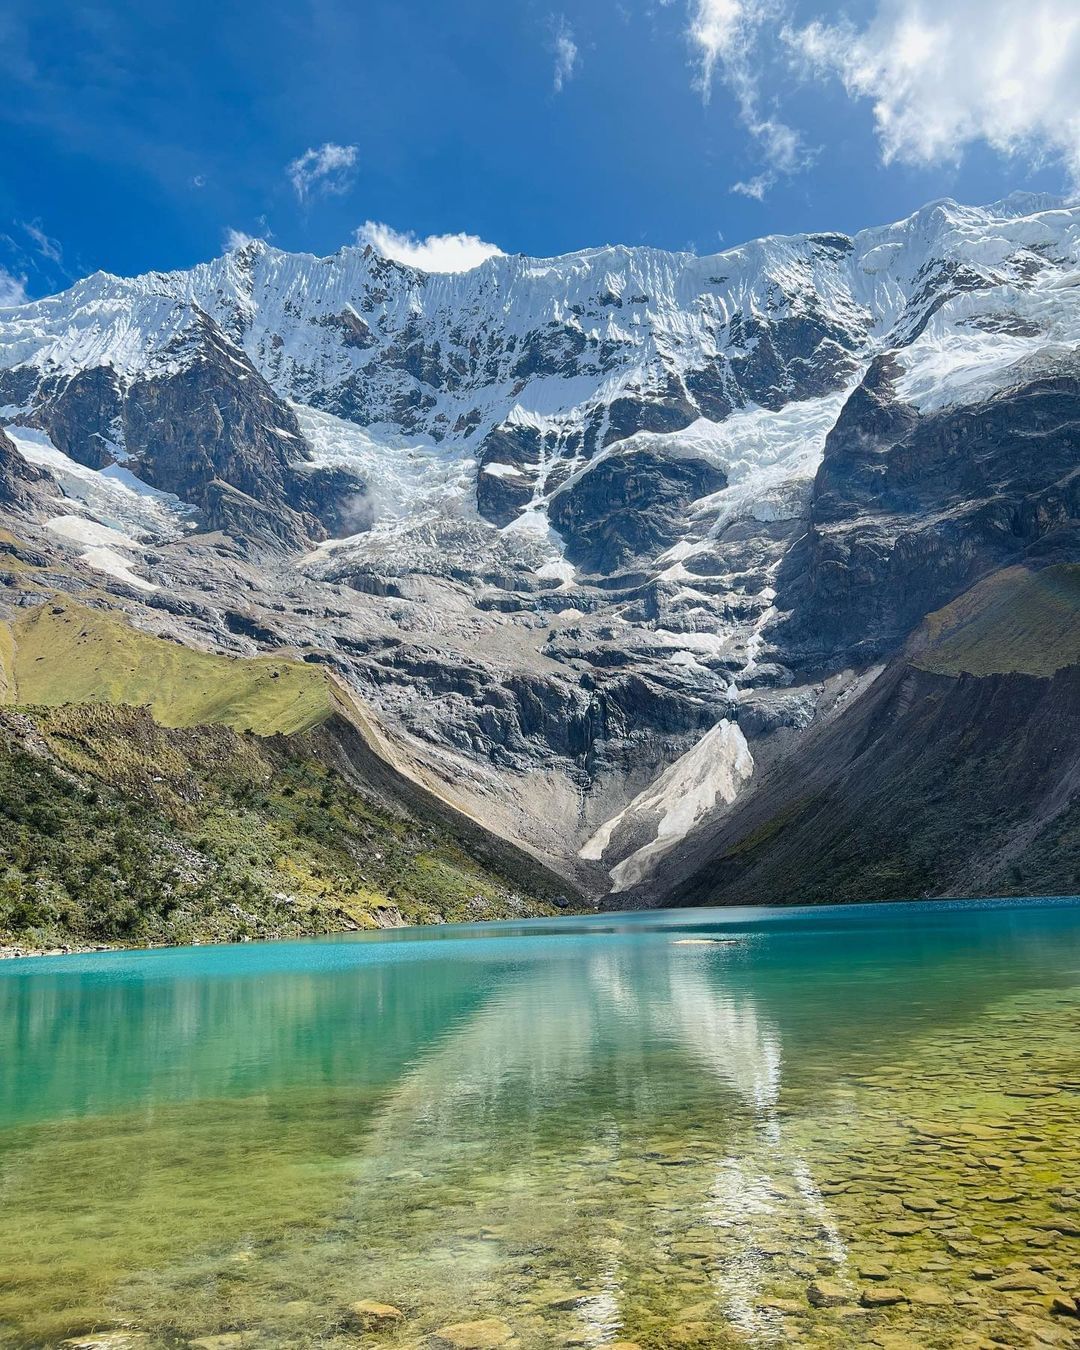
[916,565,1080,678]
[4,600,334,735]
[0,600,568,950]
[0,702,559,949]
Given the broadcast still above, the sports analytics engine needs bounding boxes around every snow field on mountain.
[895,265,1080,413]
[580,718,755,890]
[292,403,475,533]
[4,425,196,591]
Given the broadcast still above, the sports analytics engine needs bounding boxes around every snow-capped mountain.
[1,192,1079,897]
[3,192,1076,562]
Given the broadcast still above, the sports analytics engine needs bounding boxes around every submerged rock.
[860,1287,908,1307]
[807,1279,851,1307]
[430,1318,514,1348]
[350,1298,406,1328]
[904,1283,952,1306]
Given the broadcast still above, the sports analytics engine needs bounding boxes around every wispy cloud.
[730,173,771,200]
[20,218,63,264]
[0,267,28,306]
[788,0,1080,180]
[687,0,811,198]
[287,142,359,203]
[689,0,747,97]
[357,221,504,272]
[552,17,580,92]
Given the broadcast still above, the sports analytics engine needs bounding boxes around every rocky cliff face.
[1,192,1078,901]
[775,356,1080,668]
[0,428,43,507]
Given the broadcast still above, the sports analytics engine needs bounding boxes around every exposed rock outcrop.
[549,449,728,573]
[0,427,44,506]
[774,361,1080,669]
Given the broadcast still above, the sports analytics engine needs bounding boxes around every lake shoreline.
[4,892,1080,963]
[0,942,117,960]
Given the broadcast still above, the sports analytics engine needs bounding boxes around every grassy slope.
[0,600,567,948]
[7,600,334,734]
[915,564,1080,678]
[0,621,13,703]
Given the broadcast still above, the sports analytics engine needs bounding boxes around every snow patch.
[46,515,142,551]
[45,514,159,591]
[535,558,576,584]
[5,425,194,541]
[79,546,157,592]
[581,719,754,891]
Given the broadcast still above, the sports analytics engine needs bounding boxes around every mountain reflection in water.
[1,898,1078,1347]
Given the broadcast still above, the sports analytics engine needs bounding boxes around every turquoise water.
[1,899,1079,1348]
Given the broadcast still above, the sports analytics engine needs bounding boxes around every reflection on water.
[1,899,1079,1347]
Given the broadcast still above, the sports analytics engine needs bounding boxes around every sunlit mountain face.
[2,194,1078,905]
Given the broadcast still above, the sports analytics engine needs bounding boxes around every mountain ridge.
[2,191,1079,926]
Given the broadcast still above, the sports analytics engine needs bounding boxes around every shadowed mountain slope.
[641,567,1080,908]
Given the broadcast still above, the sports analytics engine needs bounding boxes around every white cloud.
[224,228,257,251]
[0,267,28,306]
[730,173,771,200]
[287,142,359,202]
[191,174,207,189]
[788,0,1080,178]
[687,0,811,197]
[356,221,504,272]
[552,18,579,92]
[689,0,747,96]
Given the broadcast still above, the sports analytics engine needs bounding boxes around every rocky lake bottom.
[0,899,1078,1349]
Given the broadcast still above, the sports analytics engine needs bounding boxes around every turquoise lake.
[1,898,1079,1348]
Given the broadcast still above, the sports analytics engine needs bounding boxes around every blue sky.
[1,0,1077,297]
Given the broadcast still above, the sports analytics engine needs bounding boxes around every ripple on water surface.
[1,898,1079,1348]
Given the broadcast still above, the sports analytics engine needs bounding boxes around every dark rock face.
[775,362,1080,667]
[681,297,866,424]
[35,366,125,470]
[0,427,44,506]
[512,321,593,379]
[603,373,698,446]
[289,465,371,538]
[0,365,39,413]
[725,311,862,411]
[122,329,314,534]
[314,308,378,350]
[328,369,439,436]
[203,480,313,551]
[5,317,373,551]
[549,449,727,573]
[476,424,543,527]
